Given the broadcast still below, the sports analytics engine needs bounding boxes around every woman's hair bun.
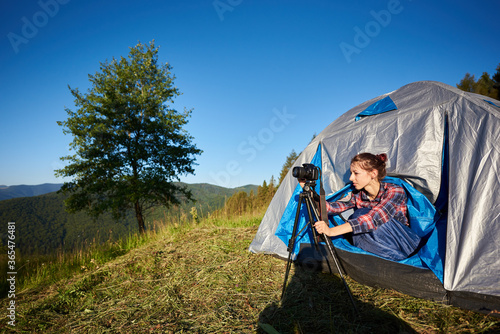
[376,153,388,163]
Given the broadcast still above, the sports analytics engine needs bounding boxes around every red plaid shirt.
[326,182,408,234]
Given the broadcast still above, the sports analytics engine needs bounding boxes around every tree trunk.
[135,200,146,234]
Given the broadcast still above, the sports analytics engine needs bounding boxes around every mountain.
[0,183,257,202]
[0,183,63,201]
[0,182,258,255]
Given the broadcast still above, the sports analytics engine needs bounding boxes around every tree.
[475,72,498,99]
[456,73,476,93]
[456,63,500,99]
[492,64,500,100]
[55,41,202,234]
[267,175,277,201]
[256,180,269,207]
[225,191,248,216]
[278,149,299,185]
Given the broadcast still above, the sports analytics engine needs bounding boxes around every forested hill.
[0,183,63,201]
[0,182,257,255]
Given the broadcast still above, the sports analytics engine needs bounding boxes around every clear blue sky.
[1,0,499,188]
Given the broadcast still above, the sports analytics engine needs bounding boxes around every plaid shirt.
[326,182,408,234]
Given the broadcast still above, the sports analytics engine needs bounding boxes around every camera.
[292,163,319,181]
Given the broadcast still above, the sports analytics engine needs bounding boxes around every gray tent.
[249,81,500,314]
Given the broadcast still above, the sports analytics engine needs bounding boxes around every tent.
[249,81,500,314]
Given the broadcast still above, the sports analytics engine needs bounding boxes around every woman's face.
[349,163,377,190]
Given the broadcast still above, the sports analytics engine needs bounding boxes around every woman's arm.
[314,220,353,237]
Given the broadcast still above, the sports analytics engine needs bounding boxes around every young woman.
[310,153,421,261]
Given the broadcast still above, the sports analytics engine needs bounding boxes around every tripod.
[281,181,358,314]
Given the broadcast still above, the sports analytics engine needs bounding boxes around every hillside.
[0,182,257,255]
[0,216,498,333]
[0,183,63,201]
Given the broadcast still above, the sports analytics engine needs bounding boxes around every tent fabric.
[355,95,398,121]
[249,81,500,310]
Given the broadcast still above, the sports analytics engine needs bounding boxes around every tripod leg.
[304,198,320,250]
[281,248,294,300]
[321,234,359,315]
[281,195,305,300]
[305,195,359,315]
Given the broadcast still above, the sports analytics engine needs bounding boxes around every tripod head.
[299,179,321,204]
[301,179,316,193]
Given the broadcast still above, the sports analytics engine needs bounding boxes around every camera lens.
[292,164,318,181]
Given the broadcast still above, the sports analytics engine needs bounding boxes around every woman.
[311,153,421,261]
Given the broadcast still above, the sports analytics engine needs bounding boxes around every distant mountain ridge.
[0,183,63,201]
[0,182,257,202]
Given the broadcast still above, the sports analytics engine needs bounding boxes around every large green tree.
[55,41,202,233]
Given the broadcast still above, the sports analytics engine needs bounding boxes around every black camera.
[292,163,319,181]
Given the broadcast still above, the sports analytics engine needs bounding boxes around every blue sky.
[1,0,499,188]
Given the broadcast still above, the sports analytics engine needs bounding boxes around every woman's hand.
[314,220,332,236]
[315,220,353,237]
[298,178,306,188]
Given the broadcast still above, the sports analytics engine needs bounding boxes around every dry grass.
[0,214,498,333]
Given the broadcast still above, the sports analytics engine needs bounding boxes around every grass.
[0,212,499,333]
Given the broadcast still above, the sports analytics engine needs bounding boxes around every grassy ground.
[0,214,499,333]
